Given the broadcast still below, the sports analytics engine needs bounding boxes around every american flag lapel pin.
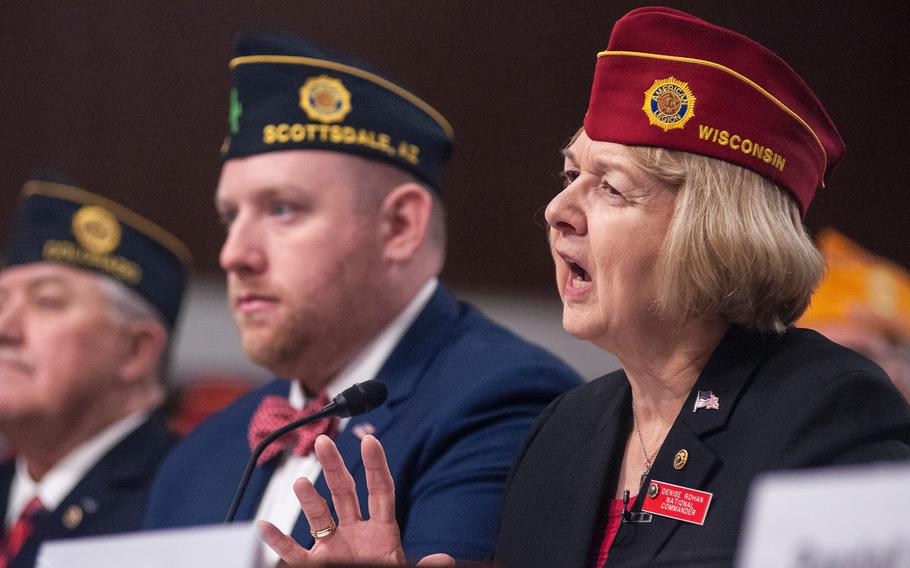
[352,423,376,440]
[693,390,720,412]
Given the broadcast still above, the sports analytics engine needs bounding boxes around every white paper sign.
[36,522,265,568]
[737,462,910,568]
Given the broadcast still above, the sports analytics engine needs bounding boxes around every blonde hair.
[626,146,824,333]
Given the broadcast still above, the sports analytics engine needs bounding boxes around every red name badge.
[641,480,713,525]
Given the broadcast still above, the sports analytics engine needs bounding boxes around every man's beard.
[238,308,313,377]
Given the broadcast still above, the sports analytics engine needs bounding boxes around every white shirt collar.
[5,411,149,527]
[288,278,438,408]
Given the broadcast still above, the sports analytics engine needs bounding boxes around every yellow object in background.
[799,229,910,401]
[799,229,910,342]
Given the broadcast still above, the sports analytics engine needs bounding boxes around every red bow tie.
[247,394,339,464]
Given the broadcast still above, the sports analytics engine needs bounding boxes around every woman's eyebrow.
[594,154,635,178]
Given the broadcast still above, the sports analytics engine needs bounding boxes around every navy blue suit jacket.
[144,285,581,560]
[0,413,174,568]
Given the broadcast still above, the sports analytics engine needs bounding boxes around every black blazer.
[0,413,174,568]
[495,326,910,568]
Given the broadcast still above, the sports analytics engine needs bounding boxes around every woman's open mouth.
[568,260,592,288]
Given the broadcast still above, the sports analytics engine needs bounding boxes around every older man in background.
[144,32,581,563]
[0,178,190,568]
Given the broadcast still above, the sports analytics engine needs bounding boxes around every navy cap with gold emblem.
[222,32,454,191]
[3,178,192,329]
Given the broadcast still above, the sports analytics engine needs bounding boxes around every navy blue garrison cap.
[3,179,192,329]
[221,32,454,191]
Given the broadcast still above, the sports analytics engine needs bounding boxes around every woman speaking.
[260,7,910,568]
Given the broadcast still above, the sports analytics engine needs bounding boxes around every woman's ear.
[379,183,433,263]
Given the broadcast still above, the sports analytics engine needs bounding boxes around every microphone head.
[333,380,388,418]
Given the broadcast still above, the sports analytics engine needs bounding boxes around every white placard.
[737,462,910,568]
[37,522,265,568]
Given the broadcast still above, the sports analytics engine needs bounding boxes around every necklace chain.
[631,399,659,484]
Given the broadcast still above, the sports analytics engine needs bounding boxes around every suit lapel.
[376,284,463,405]
[610,326,780,563]
[337,284,460,469]
[0,461,13,532]
[298,286,463,545]
[613,423,719,562]
[562,381,633,568]
[0,461,16,564]
[681,326,778,438]
[7,413,173,567]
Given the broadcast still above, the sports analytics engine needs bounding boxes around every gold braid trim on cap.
[597,49,827,186]
[21,180,193,267]
[231,54,454,139]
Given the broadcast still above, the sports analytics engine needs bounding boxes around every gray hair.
[96,276,171,380]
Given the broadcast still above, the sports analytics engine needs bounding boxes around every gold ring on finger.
[309,518,337,539]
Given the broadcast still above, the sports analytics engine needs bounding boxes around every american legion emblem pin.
[642,76,695,132]
[299,75,352,124]
[72,205,121,255]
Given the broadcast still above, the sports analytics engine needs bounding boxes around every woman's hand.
[258,434,404,566]
[258,434,455,567]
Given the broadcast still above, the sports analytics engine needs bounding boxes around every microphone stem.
[224,406,335,523]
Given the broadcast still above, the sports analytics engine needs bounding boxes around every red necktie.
[0,496,44,567]
[248,394,338,464]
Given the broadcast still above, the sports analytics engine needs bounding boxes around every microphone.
[320,380,388,418]
[224,380,388,523]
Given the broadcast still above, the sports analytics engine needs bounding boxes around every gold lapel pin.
[674,449,689,470]
[62,504,83,529]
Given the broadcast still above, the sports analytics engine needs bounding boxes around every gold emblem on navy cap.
[299,75,352,124]
[643,76,696,132]
[226,33,453,190]
[72,205,122,255]
[11,179,191,328]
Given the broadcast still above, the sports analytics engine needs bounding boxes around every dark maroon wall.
[3,1,908,292]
